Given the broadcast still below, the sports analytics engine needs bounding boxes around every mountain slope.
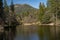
[14,4,38,14]
[14,4,38,23]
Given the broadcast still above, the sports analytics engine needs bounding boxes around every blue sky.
[7,0,47,9]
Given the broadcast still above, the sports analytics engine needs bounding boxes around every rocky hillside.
[14,4,38,23]
[14,4,37,14]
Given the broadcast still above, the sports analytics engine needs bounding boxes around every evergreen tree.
[9,0,19,27]
[4,0,9,13]
[0,0,4,25]
[38,2,46,23]
[0,0,4,18]
[48,0,60,17]
[3,0,10,25]
[10,0,14,13]
[47,0,60,24]
[47,0,57,13]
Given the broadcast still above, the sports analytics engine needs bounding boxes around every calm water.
[0,25,60,40]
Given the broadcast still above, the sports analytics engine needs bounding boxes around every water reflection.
[0,25,60,40]
[0,27,16,40]
[15,25,39,40]
[38,25,60,40]
[14,33,39,40]
[0,32,4,40]
[38,25,52,40]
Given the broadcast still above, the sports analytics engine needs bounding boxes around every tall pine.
[4,0,9,24]
[10,0,14,13]
[10,0,19,27]
[0,0,5,25]
[38,2,46,23]
[4,0,9,14]
[47,0,60,25]
[48,0,60,18]
[0,0,4,19]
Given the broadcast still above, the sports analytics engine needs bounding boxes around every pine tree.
[0,0,4,18]
[9,0,19,27]
[47,0,60,17]
[38,2,46,23]
[10,0,14,13]
[0,0,4,25]
[4,0,9,13]
[47,0,60,25]
[4,0,9,17]
[3,0,9,25]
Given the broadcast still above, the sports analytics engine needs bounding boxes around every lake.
[0,25,60,40]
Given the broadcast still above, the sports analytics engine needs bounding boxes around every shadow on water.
[15,25,39,40]
[0,26,16,40]
[38,25,51,40]
[0,25,60,40]
[55,26,60,40]
[38,25,60,40]
[0,31,4,40]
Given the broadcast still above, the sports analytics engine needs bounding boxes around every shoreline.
[23,23,55,26]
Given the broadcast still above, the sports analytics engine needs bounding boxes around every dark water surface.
[0,25,60,40]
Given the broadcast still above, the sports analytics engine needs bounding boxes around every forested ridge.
[0,0,60,26]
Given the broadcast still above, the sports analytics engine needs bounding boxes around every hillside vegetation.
[0,0,60,26]
[14,4,38,23]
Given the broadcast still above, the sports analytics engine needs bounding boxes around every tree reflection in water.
[0,27,16,40]
[0,32,4,40]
